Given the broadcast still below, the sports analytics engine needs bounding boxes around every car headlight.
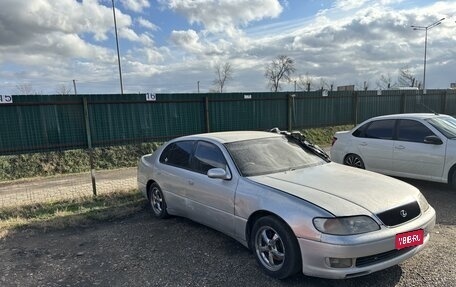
[313,216,380,235]
[418,193,430,212]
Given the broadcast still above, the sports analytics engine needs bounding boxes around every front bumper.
[298,206,436,279]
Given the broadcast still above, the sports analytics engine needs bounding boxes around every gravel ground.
[0,179,454,287]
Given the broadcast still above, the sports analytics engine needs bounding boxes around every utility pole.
[112,0,124,95]
[197,81,200,93]
[411,17,445,90]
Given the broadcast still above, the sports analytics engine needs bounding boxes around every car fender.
[233,177,333,244]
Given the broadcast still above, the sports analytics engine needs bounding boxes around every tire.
[251,216,301,279]
[343,154,365,169]
[148,183,169,219]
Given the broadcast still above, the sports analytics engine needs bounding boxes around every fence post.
[401,93,407,113]
[83,97,97,196]
[204,96,210,133]
[442,90,447,114]
[353,92,359,125]
[287,94,293,131]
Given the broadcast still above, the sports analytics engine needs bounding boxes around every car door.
[185,140,237,237]
[355,119,395,173]
[156,140,196,216]
[392,119,446,180]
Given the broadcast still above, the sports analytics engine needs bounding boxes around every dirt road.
[0,168,137,207]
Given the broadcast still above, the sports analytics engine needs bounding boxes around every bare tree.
[55,84,72,95]
[319,78,330,90]
[354,80,370,91]
[376,73,397,89]
[213,62,233,93]
[297,72,314,91]
[398,66,420,88]
[15,83,35,95]
[265,55,296,92]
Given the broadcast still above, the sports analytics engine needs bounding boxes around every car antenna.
[419,102,439,115]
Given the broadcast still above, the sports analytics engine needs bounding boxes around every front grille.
[376,201,420,226]
[356,247,414,267]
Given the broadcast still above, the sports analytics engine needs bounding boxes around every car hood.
[249,162,419,216]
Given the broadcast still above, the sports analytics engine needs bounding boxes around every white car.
[331,113,456,188]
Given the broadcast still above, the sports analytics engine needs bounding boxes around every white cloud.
[334,0,369,11]
[161,0,283,37]
[170,29,205,53]
[120,0,150,13]
[0,0,134,44]
[0,0,455,94]
[137,17,159,31]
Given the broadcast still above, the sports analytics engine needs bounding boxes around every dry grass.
[0,189,147,236]
[302,124,354,146]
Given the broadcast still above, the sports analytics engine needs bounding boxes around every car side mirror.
[207,168,231,180]
[424,135,443,145]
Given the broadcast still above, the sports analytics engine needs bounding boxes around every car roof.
[176,131,282,144]
[369,113,448,121]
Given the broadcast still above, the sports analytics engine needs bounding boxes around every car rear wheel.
[148,183,169,219]
[251,216,301,279]
[344,154,365,169]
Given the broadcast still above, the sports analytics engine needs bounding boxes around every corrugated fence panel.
[293,91,354,128]
[2,90,456,155]
[208,92,288,132]
[86,94,207,146]
[358,91,403,123]
[0,95,86,154]
[445,90,456,116]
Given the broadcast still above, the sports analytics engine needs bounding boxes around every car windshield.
[425,116,456,139]
[225,136,325,177]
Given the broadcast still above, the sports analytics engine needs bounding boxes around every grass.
[0,125,353,234]
[0,142,161,181]
[302,124,354,146]
[0,189,147,236]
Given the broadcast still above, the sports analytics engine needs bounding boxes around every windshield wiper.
[270,128,331,162]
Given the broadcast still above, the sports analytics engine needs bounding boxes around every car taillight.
[331,137,337,146]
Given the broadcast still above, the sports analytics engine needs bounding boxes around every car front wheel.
[148,183,169,219]
[343,154,365,169]
[450,169,456,190]
[251,216,301,279]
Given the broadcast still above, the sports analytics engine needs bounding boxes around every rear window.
[364,119,395,140]
[159,141,194,169]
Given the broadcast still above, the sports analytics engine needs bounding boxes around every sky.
[0,0,455,95]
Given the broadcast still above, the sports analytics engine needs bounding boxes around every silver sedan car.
[137,130,435,279]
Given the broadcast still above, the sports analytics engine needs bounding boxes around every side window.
[397,120,435,143]
[352,123,368,137]
[192,141,227,174]
[159,141,194,169]
[364,120,395,140]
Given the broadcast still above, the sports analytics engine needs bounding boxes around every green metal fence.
[1,89,456,156]
[1,89,456,206]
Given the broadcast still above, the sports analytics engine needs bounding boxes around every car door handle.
[395,145,405,150]
[359,142,367,146]
[188,180,194,186]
